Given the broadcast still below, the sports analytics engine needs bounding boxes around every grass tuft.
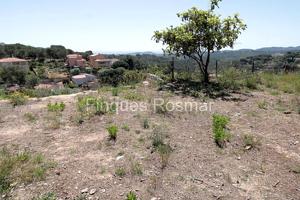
[212,114,231,148]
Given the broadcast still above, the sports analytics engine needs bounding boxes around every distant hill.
[118,46,300,61]
[211,46,300,61]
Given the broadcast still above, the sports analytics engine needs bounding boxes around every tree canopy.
[153,0,246,83]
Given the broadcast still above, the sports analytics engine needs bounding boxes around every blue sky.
[0,0,299,53]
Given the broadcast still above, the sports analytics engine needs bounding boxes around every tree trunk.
[170,57,175,81]
[203,70,209,84]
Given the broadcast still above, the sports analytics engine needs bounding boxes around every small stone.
[119,193,124,196]
[245,146,252,150]
[81,188,89,193]
[100,189,106,193]
[284,111,292,114]
[237,156,241,160]
[89,189,97,195]
[78,171,81,174]
[55,171,61,176]
[116,155,124,161]
[143,81,150,86]
[294,141,299,145]
[151,198,158,200]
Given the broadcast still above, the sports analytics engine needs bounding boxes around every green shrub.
[218,67,243,90]
[112,60,130,69]
[124,91,144,101]
[0,149,54,194]
[243,134,261,150]
[212,114,230,148]
[260,72,300,95]
[122,70,146,84]
[85,67,93,74]
[151,126,172,169]
[107,125,118,140]
[126,191,137,200]
[130,161,143,176]
[47,102,65,112]
[157,143,172,169]
[143,118,150,129]
[24,112,37,123]
[70,68,80,76]
[122,124,130,131]
[98,67,125,86]
[34,65,47,79]
[25,73,40,88]
[77,96,110,120]
[0,89,7,100]
[46,112,62,130]
[152,127,165,149]
[257,100,268,110]
[33,192,56,200]
[112,87,119,96]
[22,87,81,98]
[0,66,27,85]
[115,167,126,177]
[244,75,260,89]
[9,92,27,107]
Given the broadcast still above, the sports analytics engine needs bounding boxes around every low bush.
[33,192,56,200]
[243,134,261,150]
[25,73,40,88]
[124,91,144,101]
[212,114,231,148]
[151,126,172,169]
[98,67,125,86]
[257,100,268,110]
[47,102,65,112]
[143,118,150,129]
[260,72,300,95]
[157,143,172,169]
[0,149,55,194]
[0,89,7,100]
[244,74,260,89]
[46,112,62,130]
[70,68,80,76]
[9,92,28,107]
[22,87,81,98]
[122,124,130,131]
[115,167,126,177]
[126,191,138,200]
[218,68,261,91]
[112,87,119,96]
[112,60,130,69]
[122,70,146,85]
[84,67,93,74]
[107,125,118,140]
[0,66,27,85]
[77,96,110,121]
[24,112,37,123]
[130,161,143,176]
[218,67,243,90]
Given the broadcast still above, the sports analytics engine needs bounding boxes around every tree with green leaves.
[153,0,246,83]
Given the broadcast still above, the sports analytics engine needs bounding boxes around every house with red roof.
[0,57,29,71]
[88,54,118,67]
[66,54,86,67]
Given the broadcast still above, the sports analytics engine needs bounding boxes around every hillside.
[0,76,299,199]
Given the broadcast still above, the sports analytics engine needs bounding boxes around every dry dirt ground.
[0,82,299,200]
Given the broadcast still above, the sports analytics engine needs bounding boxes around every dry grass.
[0,148,55,194]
